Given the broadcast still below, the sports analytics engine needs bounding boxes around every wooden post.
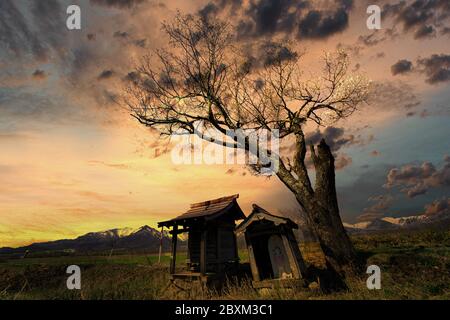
[170,225,178,275]
[200,230,207,275]
[233,230,239,262]
[287,229,307,274]
[281,232,301,279]
[158,226,164,264]
[245,234,260,281]
[216,228,222,273]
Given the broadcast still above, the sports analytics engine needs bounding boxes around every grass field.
[0,228,449,300]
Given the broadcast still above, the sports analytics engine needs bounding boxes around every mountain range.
[2,210,449,256]
[0,225,182,255]
[344,211,450,234]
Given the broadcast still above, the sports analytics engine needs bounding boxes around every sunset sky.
[1,0,449,247]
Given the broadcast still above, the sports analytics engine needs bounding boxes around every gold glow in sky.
[1,0,450,247]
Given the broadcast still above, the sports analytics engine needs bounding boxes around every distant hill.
[344,211,450,234]
[0,225,184,255]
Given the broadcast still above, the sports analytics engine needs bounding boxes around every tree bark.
[277,136,358,284]
[307,139,357,274]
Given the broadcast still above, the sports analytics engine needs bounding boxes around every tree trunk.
[306,139,358,275]
[276,135,358,287]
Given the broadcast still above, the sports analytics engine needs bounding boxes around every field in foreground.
[0,228,449,300]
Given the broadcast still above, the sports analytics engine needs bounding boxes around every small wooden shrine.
[158,194,245,282]
[236,205,307,288]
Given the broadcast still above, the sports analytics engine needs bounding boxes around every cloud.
[258,41,299,67]
[97,70,115,80]
[114,31,130,39]
[416,54,450,84]
[391,59,413,75]
[199,0,353,40]
[90,0,146,9]
[335,153,353,170]
[385,156,450,198]
[298,7,350,39]
[390,54,450,84]
[368,81,421,111]
[301,126,374,171]
[414,24,436,39]
[32,69,47,80]
[0,0,60,61]
[383,0,450,39]
[305,126,370,152]
[358,194,394,221]
[424,197,450,217]
[88,160,130,170]
[358,32,385,47]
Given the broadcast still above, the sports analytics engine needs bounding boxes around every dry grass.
[0,228,449,300]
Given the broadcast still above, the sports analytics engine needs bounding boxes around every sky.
[0,0,449,247]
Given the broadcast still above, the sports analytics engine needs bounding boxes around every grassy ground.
[0,228,449,300]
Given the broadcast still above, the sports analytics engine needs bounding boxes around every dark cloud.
[30,0,65,54]
[0,1,48,61]
[302,126,374,171]
[32,69,46,80]
[98,70,115,80]
[414,24,436,39]
[385,156,450,198]
[90,0,146,9]
[389,54,450,84]
[391,59,413,75]
[424,197,450,217]
[383,0,450,39]
[199,0,243,20]
[298,7,349,39]
[358,33,385,47]
[416,54,450,84]
[259,41,298,66]
[240,0,308,37]
[133,39,147,48]
[358,194,394,221]
[123,71,139,83]
[358,28,399,48]
[113,30,147,48]
[199,0,353,40]
[279,126,369,172]
[114,31,130,39]
[337,163,394,221]
[68,46,98,82]
[305,127,370,153]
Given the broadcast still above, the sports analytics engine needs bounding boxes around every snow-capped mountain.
[344,211,449,234]
[0,226,183,255]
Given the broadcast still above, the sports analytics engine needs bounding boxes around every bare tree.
[123,14,370,278]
